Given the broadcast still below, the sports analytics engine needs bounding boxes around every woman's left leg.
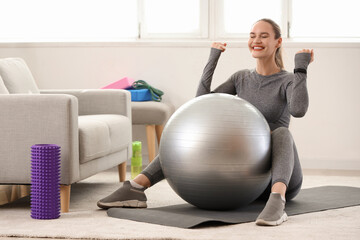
[271,127,303,200]
[256,127,303,226]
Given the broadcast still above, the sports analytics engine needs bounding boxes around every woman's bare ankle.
[271,182,287,200]
[133,174,151,188]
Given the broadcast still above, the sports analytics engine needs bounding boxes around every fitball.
[159,93,271,210]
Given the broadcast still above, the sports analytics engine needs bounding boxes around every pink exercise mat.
[102,77,135,89]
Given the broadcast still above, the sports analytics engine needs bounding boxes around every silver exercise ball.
[159,93,271,210]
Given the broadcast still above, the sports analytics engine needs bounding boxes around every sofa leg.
[146,125,156,163]
[155,125,164,145]
[118,162,127,182]
[60,185,71,213]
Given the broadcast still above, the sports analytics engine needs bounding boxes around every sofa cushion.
[0,75,9,94]
[78,114,131,164]
[0,58,40,94]
[131,101,174,125]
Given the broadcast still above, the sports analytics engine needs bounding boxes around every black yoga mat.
[107,186,360,228]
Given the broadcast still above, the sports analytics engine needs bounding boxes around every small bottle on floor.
[131,141,143,179]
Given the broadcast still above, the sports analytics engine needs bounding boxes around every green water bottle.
[131,141,142,179]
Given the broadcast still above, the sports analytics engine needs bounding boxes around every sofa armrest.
[40,89,131,120]
[0,94,80,185]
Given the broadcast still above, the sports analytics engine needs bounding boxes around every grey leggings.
[141,126,303,201]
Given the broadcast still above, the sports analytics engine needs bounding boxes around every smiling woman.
[248,19,284,73]
[196,19,313,226]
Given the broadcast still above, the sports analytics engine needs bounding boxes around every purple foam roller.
[31,144,61,219]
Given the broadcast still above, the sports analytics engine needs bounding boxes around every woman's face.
[248,21,282,60]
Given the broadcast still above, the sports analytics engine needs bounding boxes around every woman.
[98,18,314,226]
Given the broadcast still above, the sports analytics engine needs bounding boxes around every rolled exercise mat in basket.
[30,144,61,219]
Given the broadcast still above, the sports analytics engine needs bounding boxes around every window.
[139,0,208,39]
[0,0,358,43]
[216,0,285,38]
[290,0,360,38]
[0,0,138,42]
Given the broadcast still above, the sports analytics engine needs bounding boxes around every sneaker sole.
[97,200,147,209]
[255,212,288,226]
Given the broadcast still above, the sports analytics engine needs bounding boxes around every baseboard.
[301,158,360,170]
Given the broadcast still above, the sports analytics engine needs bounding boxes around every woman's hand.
[297,49,314,63]
[211,42,227,52]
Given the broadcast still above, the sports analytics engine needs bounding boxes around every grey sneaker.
[255,193,288,226]
[97,181,147,209]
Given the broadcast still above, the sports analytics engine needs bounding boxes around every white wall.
[1,42,359,170]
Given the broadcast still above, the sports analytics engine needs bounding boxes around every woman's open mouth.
[253,46,265,51]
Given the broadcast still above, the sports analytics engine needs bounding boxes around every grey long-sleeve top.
[196,48,311,131]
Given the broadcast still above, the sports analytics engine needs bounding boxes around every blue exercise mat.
[107,186,360,228]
